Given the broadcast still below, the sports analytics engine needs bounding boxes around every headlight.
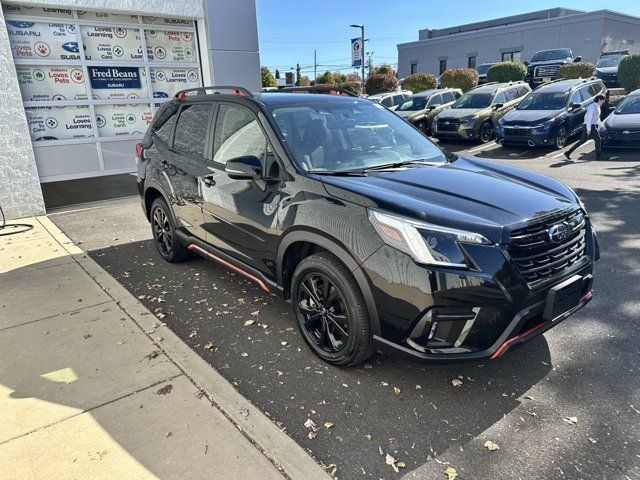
[532,119,554,132]
[567,186,587,213]
[368,209,490,267]
[461,116,477,124]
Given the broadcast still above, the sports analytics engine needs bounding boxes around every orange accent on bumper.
[187,244,269,293]
[490,321,550,359]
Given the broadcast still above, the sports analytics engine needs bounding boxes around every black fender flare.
[143,180,173,221]
[277,229,381,336]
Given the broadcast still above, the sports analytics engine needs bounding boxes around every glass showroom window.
[4,4,202,144]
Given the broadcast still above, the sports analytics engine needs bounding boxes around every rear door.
[162,102,214,241]
[201,102,283,278]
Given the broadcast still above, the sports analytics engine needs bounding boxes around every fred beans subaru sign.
[7,21,80,60]
[89,67,142,89]
[16,66,87,101]
[81,25,143,61]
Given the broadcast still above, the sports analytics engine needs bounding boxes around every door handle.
[202,175,216,187]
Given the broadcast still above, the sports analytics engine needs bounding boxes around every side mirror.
[428,104,440,110]
[492,103,504,110]
[574,56,582,62]
[225,155,262,180]
[568,103,580,110]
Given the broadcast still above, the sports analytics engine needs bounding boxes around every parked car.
[433,82,531,143]
[137,85,598,366]
[594,50,628,88]
[525,48,582,87]
[476,63,498,84]
[602,89,640,148]
[367,90,413,110]
[394,88,463,134]
[496,78,607,149]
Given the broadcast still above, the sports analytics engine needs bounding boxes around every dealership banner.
[145,30,196,62]
[82,25,144,61]
[351,37,362,68]
[150,67,200,98]
[2,4,73,19]
[16,65,87,101]
[25,105,93,141]
[95,104,153,137]
[7,21,80,60]
[88,66,148,99]
[77,11,139,23]
[142,16,194,27]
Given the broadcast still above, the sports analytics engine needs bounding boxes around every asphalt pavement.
[50,139,640,480]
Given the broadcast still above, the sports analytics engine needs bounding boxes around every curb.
[36,216,330,480]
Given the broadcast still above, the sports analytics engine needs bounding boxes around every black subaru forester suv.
[137,86,599,367]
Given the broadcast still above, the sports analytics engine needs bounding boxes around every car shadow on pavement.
[87,239,555,479]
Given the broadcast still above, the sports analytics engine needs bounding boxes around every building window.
[439,59,447,75]
[410,63,417,75]
[502,51,522,62]
[468,56,476,69]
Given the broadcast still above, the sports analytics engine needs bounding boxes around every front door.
[162,102,215,241]
[201,102,284,279]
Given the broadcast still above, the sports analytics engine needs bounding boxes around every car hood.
[437,108,483,120]
[321,157,578,244]
[596,67,618,74]
[605,112,640,130]
[395,109,422,118]
[529,58,572,67]
[502,109,563,125]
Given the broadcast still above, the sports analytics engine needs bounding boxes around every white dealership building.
[0,0,260,219]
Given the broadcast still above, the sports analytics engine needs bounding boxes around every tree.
[374,64,395,76]
[558,62,596,80]
[365,74,398,95]
[261,66,277,88]
[275,69,280,79]
[440,68,478,92]
[401,74,437,93]
[618,54,640,92]
[295,63,301,86]
[316,71,335,84]
[299,75,311,86]
[333,72,348,83]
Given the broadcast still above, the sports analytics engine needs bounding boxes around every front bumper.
[433,122,478,140]
[360,224,598,362]
[602,130,640,148]
[496,127,554,147]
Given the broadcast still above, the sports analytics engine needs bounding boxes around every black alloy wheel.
[416,120,429,135]
[555,125,568,149]
[150,197,190,262]
[291,253,372,366]
[479,121,494,143]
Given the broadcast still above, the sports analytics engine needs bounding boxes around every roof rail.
[175,86,254,99]
[276,86,357,97]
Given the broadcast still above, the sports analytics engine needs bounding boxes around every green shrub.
[375,64,395,75]
[401,73,437,93]
[487,62,527,83]
[365,74,398,95]
[618,54,640,92]
[558,62,595,79]
[337,81,361,95]
[316,71,335,84]
[261,66,276,88]
[440,68,478,92]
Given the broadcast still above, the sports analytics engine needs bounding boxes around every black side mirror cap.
[225,155,262,180]
[523,61,529,66]
[493,103,504,109]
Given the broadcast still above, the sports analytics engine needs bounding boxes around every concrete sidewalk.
[0,216,329,480]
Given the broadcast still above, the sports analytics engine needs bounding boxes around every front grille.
[437,120,460,132]
[508,209,587,286]
[534,65,560,77]
[504,127,531,137]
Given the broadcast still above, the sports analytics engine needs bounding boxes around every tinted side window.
[579,86,592,102]
[504,88,520,102]
[494,92,507,104]
[441,92,453,103]
[392,94,405,106]
[153,105,179,145]
[569,90,582,105]
[173,104,212,157]
[380,97,393,107]
[428,94,443,106]
[589,83,603,96]
[213,104,267,166]
[516,86,529,98]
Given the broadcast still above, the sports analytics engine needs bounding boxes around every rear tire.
[150,197,190,263]
[291,252,372,367]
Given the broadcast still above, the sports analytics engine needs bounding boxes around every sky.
[256,0,640,79]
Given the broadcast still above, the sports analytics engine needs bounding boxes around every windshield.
[531,49,572,62]
[452,93,493,109]
[615,95,640,114]
[516,92,568,110]
[476,64,492,75]
[596,55,624,68]
[267,100,447,173]
[397,97,428,111]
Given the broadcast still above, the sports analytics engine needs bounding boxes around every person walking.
[564,95,606,160]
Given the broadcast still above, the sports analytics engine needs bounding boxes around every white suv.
[367,90,413,110]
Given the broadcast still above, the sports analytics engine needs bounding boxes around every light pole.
[350,24,365,93]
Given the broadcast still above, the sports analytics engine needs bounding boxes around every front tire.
[291,252,372,367]
[479,121,494,143]
[416,120,429,135]
[150,197,190,263]
[554,125,568,149]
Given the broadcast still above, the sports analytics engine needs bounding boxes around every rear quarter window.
[153,104,179,145]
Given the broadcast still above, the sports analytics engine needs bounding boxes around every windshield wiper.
[310,169,367,176]
[363,159,444,172]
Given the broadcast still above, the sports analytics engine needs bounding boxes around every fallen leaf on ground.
[444,466,457,479]
[240,352,248,357]
[244,319,255,326]
[251,310,260,316]
[484,440,499,451]
[451,379,463,387]
[416,384,422,390]
[145,350,161,361]
[165,431,172,438]
[324,422,334,429]
[394,387,401,395]
[564,416,578,425]
[240,408,250,417]
[385,453,399,473]
[308,431,317,440]
[304,418,317,430]
[589,437,598,444]
[397,461,406,468]
[189,329,197,338]
[203,341,214,350]
[156,384,173,395]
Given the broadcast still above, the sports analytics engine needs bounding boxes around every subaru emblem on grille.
[548,224,570,244]
[623,130,630,135]
[444,121,450,124]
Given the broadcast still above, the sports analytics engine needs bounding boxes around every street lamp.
[350,24,365,94]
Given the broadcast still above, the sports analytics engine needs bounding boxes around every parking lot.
[50,139,640,480]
